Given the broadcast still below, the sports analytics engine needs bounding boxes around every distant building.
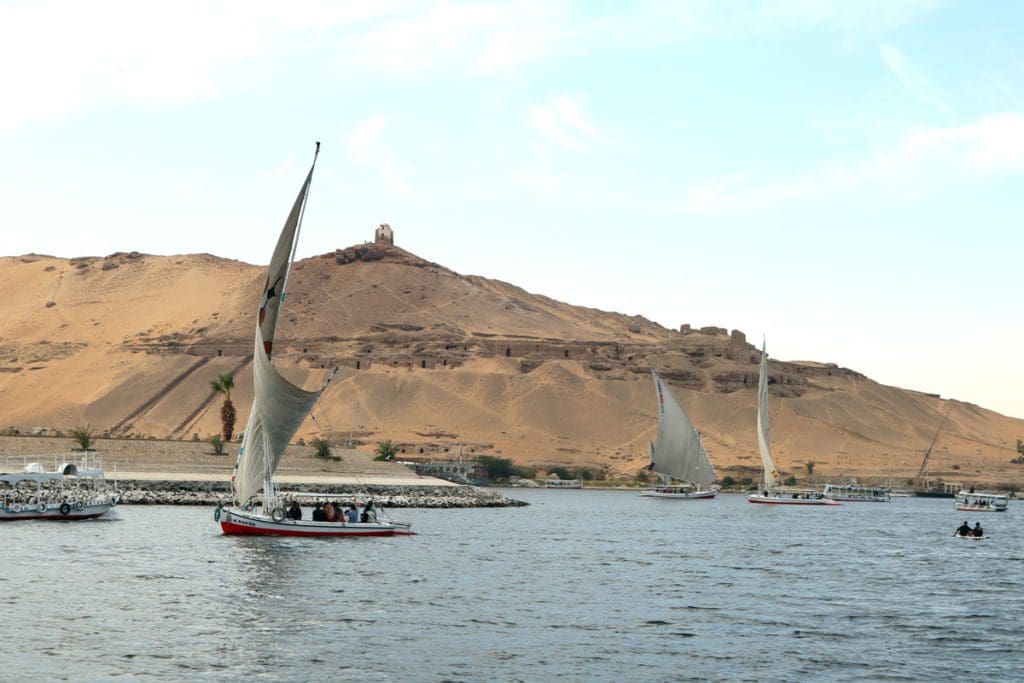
[375,223,394,245]
[400,457,487,485]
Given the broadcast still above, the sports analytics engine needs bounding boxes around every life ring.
[214,504,222,522]
[271,506,286,522]
[75,501,85,511]
[37,502,47,513]
[60,503,71,516]
[11,503,22,513]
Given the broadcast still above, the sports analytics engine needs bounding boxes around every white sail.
[232,150,329,505]
[649,370,716,486]
[757,342,780,490]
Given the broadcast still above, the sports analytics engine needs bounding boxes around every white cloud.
[0,0,392,134]
[344,0,578,75]
[679,114,1024,214]
[346,115,415,196]
[880,43,953,116]
[528,94,609,150]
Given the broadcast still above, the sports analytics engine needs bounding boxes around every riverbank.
[0,435,526,507]
[114,476,525,507]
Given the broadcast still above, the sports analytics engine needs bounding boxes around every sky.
[1,0,1022,419]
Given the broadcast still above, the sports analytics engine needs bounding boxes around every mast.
[916,406,953,489]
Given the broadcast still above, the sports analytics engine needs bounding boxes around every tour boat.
[0,453,120,521]
[639,370,718,500]
[747,341,838,507]
[955,490,1008,512]
[822,484,891,502]
[218,143,412,537]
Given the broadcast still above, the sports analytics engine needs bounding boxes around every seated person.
[324,501,338,522]
[311,502,326,522]
[346,504,359,523]
[972,522,984,537]
[360,500,377,523]
[286,501,302,520]
[956,521,972,536]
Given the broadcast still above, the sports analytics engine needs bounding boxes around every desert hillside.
[1,244,1022,487]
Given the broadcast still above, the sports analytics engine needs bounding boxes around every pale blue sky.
[1,1,1022,420]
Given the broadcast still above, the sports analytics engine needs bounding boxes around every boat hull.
[0,502,114,521]
[640,489,716,499]
[956,505,1008,513]
[747,495,840,506]
[219,508,414,537]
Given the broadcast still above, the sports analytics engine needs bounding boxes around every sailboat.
[747,341,839,506]
[217,143,412,536]
[639,370,717,499]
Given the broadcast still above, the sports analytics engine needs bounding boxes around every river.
[3,489,1022,681]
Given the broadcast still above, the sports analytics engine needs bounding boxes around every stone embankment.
[115,479,526,508]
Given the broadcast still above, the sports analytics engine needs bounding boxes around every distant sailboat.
[747,341,839,506]
[216,143,412,536]
[640,370,717,499]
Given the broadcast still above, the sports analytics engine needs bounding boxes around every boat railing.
[0,452,109,477]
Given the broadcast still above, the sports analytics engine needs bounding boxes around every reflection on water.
[3,495,1024,680]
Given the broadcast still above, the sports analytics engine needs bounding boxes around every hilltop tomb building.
[375,223,394,245]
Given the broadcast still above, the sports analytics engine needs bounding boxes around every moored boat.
[822,484,891,502]
[0,453,120,521]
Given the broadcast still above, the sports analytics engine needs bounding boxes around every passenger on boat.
[312,502,326,522]
[973,522,984,538]
[361,500,377,523]
[286,501,302,520]
[324,501,338,522]
[956,521,972,536]
[346,504,359,523]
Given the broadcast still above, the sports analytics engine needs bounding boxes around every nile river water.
[3,489,1023,681]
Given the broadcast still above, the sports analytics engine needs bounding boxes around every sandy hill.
[1,245,1022,487]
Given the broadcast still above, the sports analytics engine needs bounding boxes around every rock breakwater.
[114,479,526,508]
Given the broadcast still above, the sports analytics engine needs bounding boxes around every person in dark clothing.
[286,501,302,520]
[361,500,376,523]
[312,502,326,522]
[956,521,972,536]
[972,522,984,537]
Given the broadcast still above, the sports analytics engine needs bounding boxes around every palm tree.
[209,372,236,442]
[804,461,816,476]
[208,433,226,455]
[312,436,334,460]
[69,424,95,451]
[374,439,396,461]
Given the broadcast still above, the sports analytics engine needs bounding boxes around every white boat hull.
[218,507,414,537]
[748,494,840,506]
[640,489,716,499]
[956,504,1008,513]
[0,500,115,521]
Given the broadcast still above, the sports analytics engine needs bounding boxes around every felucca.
[216,143,412,536]
[640,370,717,499]
[747,341,839,506]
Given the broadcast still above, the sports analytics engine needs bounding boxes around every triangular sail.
[757,342,779,490]
[258,164,315,358]
[649,371,716,485]
[232,150,327,505]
